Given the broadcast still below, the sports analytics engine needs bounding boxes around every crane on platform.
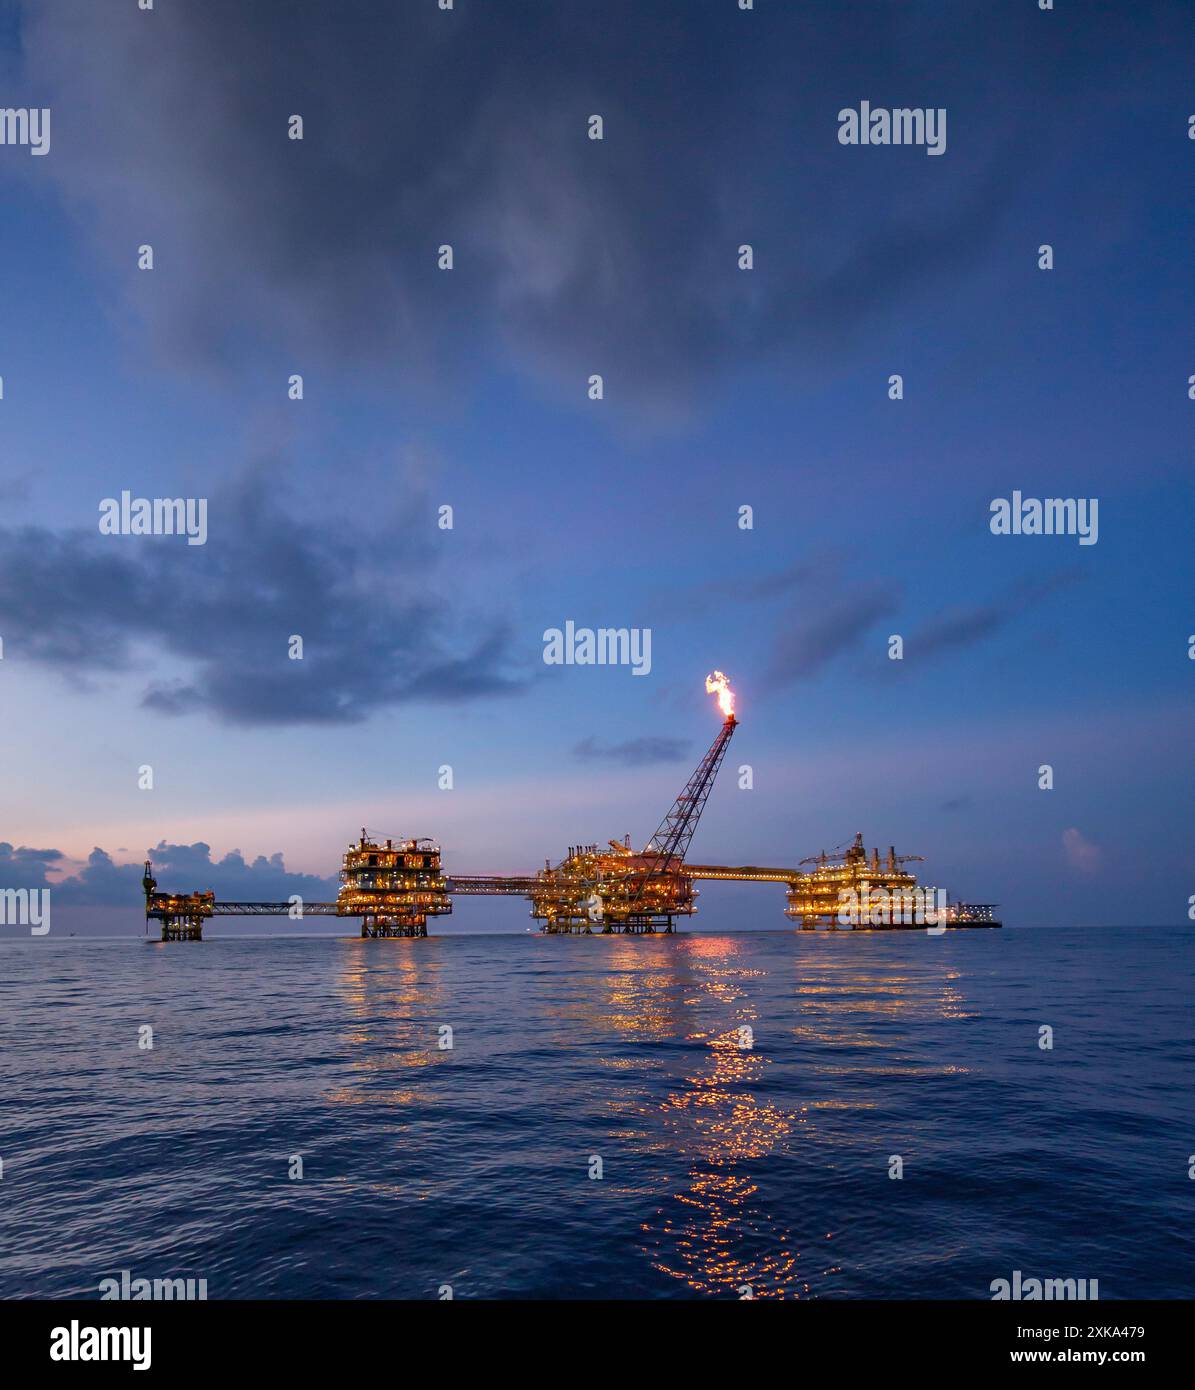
[529,672,739,933]
[628,715,735,884]
[138,673,1003,941]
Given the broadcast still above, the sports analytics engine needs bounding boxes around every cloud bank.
[0,839,338,907]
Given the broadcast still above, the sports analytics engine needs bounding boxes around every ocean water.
[1,927,1192,1300]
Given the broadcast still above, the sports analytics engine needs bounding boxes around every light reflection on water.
[1,929,1191,1298]
[632,937,798,1296]
[620,935,981,1297]
[328,939,449,1107]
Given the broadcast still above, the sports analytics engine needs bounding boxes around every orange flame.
[705,670,735,719]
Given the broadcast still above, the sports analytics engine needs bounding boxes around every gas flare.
[705,670,735,720]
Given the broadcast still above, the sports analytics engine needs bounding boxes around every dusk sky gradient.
[0,0,1192,930]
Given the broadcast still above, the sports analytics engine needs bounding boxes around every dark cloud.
[736,562,825,603]
[53,847,139,905]
[18,0,1167,421]
[661,557,1076,690]
[573,735,691,767]
[747,562,1079,685]
[907,570,1080,662]
[765,583,900,687]
[136,841,339,903]
[657,553,901,688]
[911,606,1006,659]
[0,468,531,724]
[0,842,64,890]
[659,559,822,622]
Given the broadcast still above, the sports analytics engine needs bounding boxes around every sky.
[0,0,1192,933]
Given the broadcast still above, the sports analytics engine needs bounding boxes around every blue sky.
[0,0,1192,931]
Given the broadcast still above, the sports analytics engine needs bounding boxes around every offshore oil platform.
[143,832,453,941]
[142,672,1000,941]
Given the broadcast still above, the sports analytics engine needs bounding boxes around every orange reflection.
[636,935,978,1298]
[325,938,450,1107]
[630,937,802,1298]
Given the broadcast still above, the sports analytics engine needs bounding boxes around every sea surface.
[1,927,1192,1300]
